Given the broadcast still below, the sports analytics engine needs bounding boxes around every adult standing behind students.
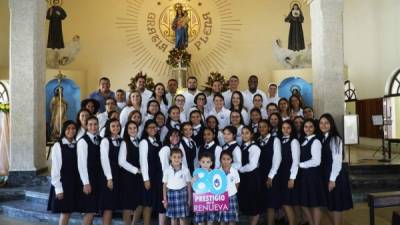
[266,83,281,105]
[182,76,202,112]
[89,77,115,113]
[166,79,178,106]
[206,80,223,112]
[135,75,153,110]
[223,75,240,109]
[243,75,267,110]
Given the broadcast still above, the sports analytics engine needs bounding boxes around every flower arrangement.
[166,48,191,68]
[202,72,229,94]
[128,71,155,92]
[0,103,9,113]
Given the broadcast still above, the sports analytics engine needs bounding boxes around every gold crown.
[174,3,183,10]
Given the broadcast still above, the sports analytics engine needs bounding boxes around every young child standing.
[193,152,217,225]
[163,148,192,225]
[218,151,240,225]
[198,128,222,168]
[278,120,300,225]
[238,126,261,225]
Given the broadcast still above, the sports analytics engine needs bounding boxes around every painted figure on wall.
[46,0,67,49]
[285,3,305,51]
[50,88,68,140]
[172,3,189,50]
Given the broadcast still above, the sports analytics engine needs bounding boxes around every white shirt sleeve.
[299,139,322,168]
[162,168,169,184]
[218,131,225,146]
[159,146,171,172]
[214,146,222,169]
[77,139,90,185]
[185,168,192,182]
[118,141,139,174]
[234,169,240,184]
[179,143,189,169]
[232,146,242,170]
[50,143,63,194]
[289,139,301,180]
[139,140,150,181]
[330,137,343,182]
[160,126,168,143]
[100,139,113,180]
[119,107,132,128]
[268,138,282,179]
[241,109,250,126]
[239,145,261,173]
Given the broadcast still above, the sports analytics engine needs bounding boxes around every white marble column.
[9,0,47,172]
[311,0,345,133]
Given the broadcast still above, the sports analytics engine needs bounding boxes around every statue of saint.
[172,4,189,50]
[50,87,68,140]
[46,0,67,49]
[285,3,305,51]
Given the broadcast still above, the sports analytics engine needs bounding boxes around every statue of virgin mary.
[50,87,68,140]
[172,4,189,50]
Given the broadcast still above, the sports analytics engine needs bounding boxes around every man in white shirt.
[206,80,223,112]
[265,83,280,105]
[115,89,126,111]
[207,93,231,130]
[243,75,267,110]
[222,75,240,109]
[182,76,202,112]
[136,75,153,109]
[97,97,117,129]
[166,79,178,107]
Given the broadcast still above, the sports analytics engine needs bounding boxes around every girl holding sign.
[238,126,261,225]
[163,148,192,225]
[218,150,240,225]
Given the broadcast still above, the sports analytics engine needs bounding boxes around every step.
[349,164,400,175]
[351,187,400,203]
[25,186,50,205]
[350,174,400,190]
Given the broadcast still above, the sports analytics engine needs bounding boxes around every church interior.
[0,0,399,225]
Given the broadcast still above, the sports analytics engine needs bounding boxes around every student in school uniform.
[97,97,118,129]
[238,126,262,225]
[230,91,250,125]
[208,94,231,130]
[139,120,166,225]
[77,116,102,225]
[252,94,268,119]
[150,83,169,117]
[198,128,222,168]
[76,109,90,140]
[249,108,262,137]
[193,152,217,225]
[268,112,283,137]
[161,106,181,141]
[266,103,279,119]
[215,126,242,170]
[188,92,208,122]
[48,120,79,225]
[174,94,188,122]
[298,119,326,225]
[159,129,184,171]
[99,118,122,225]
[99,110,119,137]
[121,110,143,139]
[118,121,144,225]
[162,148,192,225]
[190,110,205,148]
[289,95,303,118]
[180,122,197,175]
[257,119,282,225]
[278,98,291,121]
[293,116,305,141]
[206,80,223,112]
[218,151,240,225]
[229,110,245,146]
[278,120,301,225]
[319,114,353,225]
[206,115,224,145]
[155,112,167,141]
[144,100,161,121]
[120,90,144,128]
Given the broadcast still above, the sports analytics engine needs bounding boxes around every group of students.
[48,75,353,225]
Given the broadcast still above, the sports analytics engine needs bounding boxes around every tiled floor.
[0,203,398,225]
[345,145,400,165]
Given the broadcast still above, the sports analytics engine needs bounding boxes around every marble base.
[7,170,49,187]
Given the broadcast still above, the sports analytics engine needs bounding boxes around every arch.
[344,80,357,102]
[385,68,400,97]
[0,81,9,103]
[278,76,313,107]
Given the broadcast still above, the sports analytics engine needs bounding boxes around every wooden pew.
[368,192,400,225]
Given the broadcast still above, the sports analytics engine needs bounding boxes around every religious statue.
[285,3,305,51]
[172,4,189,50]
[272,39,311,69]
[50,87,68,140]
[46,0,67,49]
[46,35,81,68]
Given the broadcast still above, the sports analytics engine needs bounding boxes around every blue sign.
[192,168,228,195]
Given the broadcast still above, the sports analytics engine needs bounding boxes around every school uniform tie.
[205,144,209,149]
[222,144,229,150]
[282,138,289,144]
[174,123,180,129]
[189,141,195,149]
[94,136,99,145]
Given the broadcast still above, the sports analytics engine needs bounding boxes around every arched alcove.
[278,76,313,107]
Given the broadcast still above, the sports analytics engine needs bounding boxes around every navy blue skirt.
[47,184,78,213]
[238,170,261,215]
[120,170,144,210]
[143,174,165,213]
[98,175,121,211]
[323,167,353,211]
[278,170,299,206]
[298,167,326,207]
